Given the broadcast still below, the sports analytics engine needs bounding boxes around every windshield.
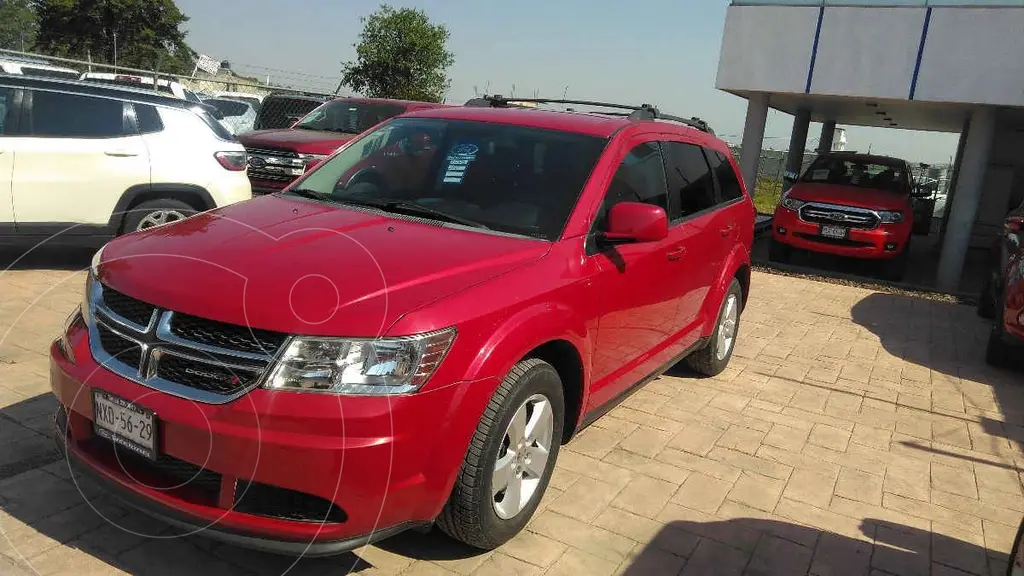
[294,99,407,134]
[290,118,608,240]
[205,99,249,117]
[801,156,907,193]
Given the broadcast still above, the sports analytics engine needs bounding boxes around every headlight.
[56,306,83,363]
[878,211,904,224]
[90,243,105,277]
[298,153,329,173]
[263,328,457,395]
[780,193,805,212]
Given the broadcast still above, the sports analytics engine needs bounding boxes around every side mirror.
[782,170,799,192]
[1007,216,1024,234]
[287,115,304,127]
[602,202,668,245]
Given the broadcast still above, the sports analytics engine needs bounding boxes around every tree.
[34,0,196,74]
[341,4,454,103]
[0,0,39,51]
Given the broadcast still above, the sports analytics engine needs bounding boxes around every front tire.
[437,358,565,550]
[687,279,743,377]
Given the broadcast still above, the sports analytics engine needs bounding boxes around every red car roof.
[402,106,631,138]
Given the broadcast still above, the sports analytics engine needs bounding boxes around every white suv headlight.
[878,211,904,224]
[262,328,457,395]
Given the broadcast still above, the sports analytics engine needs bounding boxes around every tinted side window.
[594,142,668,232]
[134,104,164,134]
[663,141,717,220]
[31,91,124,138]
[709,150,744,202]
[0,87,15,136]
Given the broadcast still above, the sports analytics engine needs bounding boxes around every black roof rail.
[464,95,714,135]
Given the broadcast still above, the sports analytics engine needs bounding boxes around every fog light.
[884,243,897,252]
[777,226,787,235]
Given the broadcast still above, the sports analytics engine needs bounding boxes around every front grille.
[234,481,348,524]
[245,147,298,158]
[795,233,873,248]
[799,204,879,230]
[96,323,142,368]
[169,313,287,356]
[90,280,284,402]
[245,147,304,184]
[102,288,156,327]
[155,353,261,395]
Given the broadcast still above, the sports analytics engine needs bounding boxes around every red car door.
[586,139,698,411]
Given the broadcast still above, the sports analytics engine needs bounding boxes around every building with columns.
[716,0,1024,292]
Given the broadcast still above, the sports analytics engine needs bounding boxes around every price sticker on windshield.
[441,143,479,184]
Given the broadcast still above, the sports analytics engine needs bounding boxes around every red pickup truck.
[238,97,448,195]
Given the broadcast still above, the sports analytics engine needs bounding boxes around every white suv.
[79,72,203,103]
[0,76,252,240]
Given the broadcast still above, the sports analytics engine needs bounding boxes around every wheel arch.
[108,184,216,233]
[523,339,585,443]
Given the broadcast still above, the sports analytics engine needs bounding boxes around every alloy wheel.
[716,293,739,361]
[492,393,553,520]
[137,210,187,231]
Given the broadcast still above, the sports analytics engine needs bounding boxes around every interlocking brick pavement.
[1,262,1023,575]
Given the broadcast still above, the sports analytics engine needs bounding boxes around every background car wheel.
[686,278,743,377]
[977,275,997,319]
[122,199,196,233]
[768,238,791,264]
[437,358,564,550]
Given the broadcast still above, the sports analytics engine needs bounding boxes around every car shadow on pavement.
[0,246,95,272]
[850,292,1024,459]
[620,516,1003,576]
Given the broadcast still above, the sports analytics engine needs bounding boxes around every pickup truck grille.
[244,147,305,186]
[87,281,289,404]
[799,203,880,230]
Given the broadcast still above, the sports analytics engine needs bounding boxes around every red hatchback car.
[50,98,755,555]
[770,152,924,280]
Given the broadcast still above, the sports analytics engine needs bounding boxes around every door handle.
[104,150,138,157]
[720,225,735,237]
[666,247,686,261]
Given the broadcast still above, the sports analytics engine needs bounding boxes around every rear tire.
[686,279,743,377]
[121,199,196,234]
[768,238,792,264]
[437,358,564,550]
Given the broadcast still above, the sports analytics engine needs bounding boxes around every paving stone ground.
[1,264,1023,575]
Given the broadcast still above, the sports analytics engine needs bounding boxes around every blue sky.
[174,0,959,163]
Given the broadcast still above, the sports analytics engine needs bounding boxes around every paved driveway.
[1,264,1022,576]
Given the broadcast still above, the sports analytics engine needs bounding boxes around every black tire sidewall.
[475,362,565,545]
[705,279,744,373]
[122,199,196,234]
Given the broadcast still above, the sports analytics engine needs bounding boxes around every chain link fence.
[730,145,818,215]
[0,49,337,132]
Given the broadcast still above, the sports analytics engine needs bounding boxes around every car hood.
[788,183,910,211]
[238,129,356,155]
[97,195,550,337]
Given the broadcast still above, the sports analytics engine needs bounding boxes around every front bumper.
[50,322,494,555]
[247,177,293,196]
[772,207,910,260]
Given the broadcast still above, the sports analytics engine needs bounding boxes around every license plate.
[820,225,849,239]
[92,390,158,460]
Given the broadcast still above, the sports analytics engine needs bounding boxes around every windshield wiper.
[286,188,328,200]
[342,198,490,230]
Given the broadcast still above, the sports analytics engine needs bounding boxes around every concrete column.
[817,121,836,153]
[785,109,812,176]
[739,93,769,195]
[936,107,995,293]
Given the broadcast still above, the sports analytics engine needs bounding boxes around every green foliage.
[0,0,39,51]
[341,4,454,103]
[34,0,195,74]
[753,177,783,215]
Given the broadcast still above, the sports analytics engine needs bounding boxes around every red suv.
[979,203,1024,367]
[238,97,448,196]
[770,152,924,280]
[50,98,754,555]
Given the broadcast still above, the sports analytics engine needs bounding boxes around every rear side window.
[31,91,124,138]
[707,150,744,202]
[662,141,717,220]
[190,106,235,141]
[595,142,668,232]
[206,99,249,118]
[134,104,164,134]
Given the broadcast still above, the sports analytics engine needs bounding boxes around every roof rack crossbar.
[465,95,713,134]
